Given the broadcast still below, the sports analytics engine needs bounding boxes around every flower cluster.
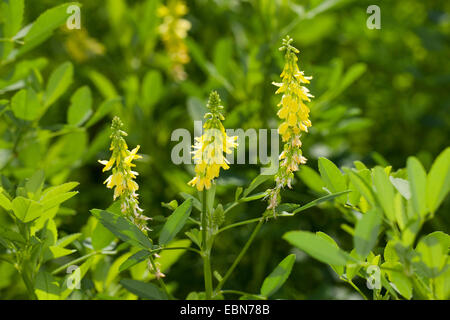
[267,36,313,212]
[158,0,191,81]
[188,91,238,191]
[99,117,150,232]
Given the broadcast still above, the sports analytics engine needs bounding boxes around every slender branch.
[346,280,368,300]
[152,246,201,255]
[223,201,240,215]
[217,217,262,234]
[148,254,174,300]
[220,290,266,300]
[51,251,115,275]
[215,218,264,294]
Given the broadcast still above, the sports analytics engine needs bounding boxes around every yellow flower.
[99,117,150,232]
[158,0,191,81]
[188,91,238,191]
[267,36,314,212]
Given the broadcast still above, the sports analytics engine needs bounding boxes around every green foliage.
[159,199,193,245]
[260,254,296,298]
[0,0,448,301]
[284,150,450,299]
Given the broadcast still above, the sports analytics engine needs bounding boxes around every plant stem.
[51,252,97,275]
[201,190,213,299]
[51,250,116,275]
[148,255,174,300]
[217,217,262,234]
[347,280,368,300]
[220,289,266,299]
[152,246,202,255]
[215,218,264,294]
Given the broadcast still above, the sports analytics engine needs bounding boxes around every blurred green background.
[0,0,449,299]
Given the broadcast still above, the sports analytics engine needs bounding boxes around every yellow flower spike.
[267,36,314,213]
[99,117,151,232]
[188,91,238,192]
[158,0,191,81]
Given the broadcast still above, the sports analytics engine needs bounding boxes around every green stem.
[20,268,37,300]
[51,252,98,275]
[51,251,116,275]
[201,190,213,299]
[217,217,262,234]
[347,280,368,300]
[215,218,264,294]
[148,255,174,300]
[152,246,202,255]
[220,289,266,299]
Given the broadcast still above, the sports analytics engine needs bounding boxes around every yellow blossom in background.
[267,36,314,212]
[188,91,238,191]
[64,28,105,63]
[158,0,191,81]
[99,117,150,232]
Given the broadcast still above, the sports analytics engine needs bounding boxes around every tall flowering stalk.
[98,117,151,232]
[267,36,314,212]
[188,91,238,191]
[158,0,191,81]
[187,91,237,299]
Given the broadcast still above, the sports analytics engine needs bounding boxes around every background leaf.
[260,254,296,297]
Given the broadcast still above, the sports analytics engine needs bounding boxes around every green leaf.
[389,176,411,200]
[407,157,428,217]
[44,62,73,107]
[85,97,122,128]
[91,220,116,251]
[91,209,153,249]
[12,196,42,222]
[180,192,202,211]
[243,174,273,197]
[317,232,344,276]
[435,262,450,300]
[159,199,193,245]
[426,147,450,214]
[260,254,296,297]
[0,189,12,211]
[283,231,351,266]
[318,157,346,204]
[345,249,362,281]
[185,228,202,248]
[120,279,167,300]
[277,190,350,216]
[11,88,41,121]
[67,86,93,126]
[372,167,395,222]
[413,231,449,278]
[353,208,382,258]
[0,226,25,245]
[25,170,45,199]
[41,191,78,212]
[19,3,81,56]
[141,70,163,112]
[34,271,60,300]
[87,70,118,99]
[297,165,326,194]
[56,233,81,248]
[240,191,267,202]
[1,0,23,60]
[2,0,24,37]
[119,250,152,272]
[60,257,94,299]
[43,246,76,262]
[382,261,412,299]
[347,170,376,206]
[41,182,79,200]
